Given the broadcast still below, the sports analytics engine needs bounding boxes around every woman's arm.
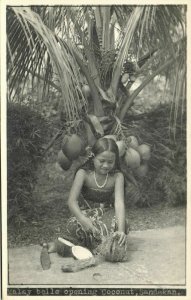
[114,172,127,245]
[67,169,98,234]
[67,169,86,221]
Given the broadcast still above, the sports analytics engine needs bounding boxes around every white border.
[1,0,190,299]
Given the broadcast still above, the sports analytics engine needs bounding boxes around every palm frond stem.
[119,54,183,121]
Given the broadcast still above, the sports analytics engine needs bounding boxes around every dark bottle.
[40,243,51,270]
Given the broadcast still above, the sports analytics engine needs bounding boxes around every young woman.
[67,137,129,251]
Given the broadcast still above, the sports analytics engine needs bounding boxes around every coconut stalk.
[72,48,104,117]
[101,6,111,52]
[111,6,144,97]
[94,7,103,49]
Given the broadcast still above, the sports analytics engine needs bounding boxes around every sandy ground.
[8,225,185,286]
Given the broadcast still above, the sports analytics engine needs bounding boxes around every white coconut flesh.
[72,246,93,260]
[58,237,75,247]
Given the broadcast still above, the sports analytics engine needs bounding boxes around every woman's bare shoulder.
[75,168,87,177]
[75,168,92,180]
[114,171,124,180]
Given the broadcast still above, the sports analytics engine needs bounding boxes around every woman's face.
[93,151,116,175]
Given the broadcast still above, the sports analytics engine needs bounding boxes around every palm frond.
[7,7,87,121]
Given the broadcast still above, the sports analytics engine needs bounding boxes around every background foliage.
[7,103,51,224]
[6,5,186,230]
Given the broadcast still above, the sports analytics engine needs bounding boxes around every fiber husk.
[95,234,127,262]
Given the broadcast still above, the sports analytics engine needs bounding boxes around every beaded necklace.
[93,171,108,189]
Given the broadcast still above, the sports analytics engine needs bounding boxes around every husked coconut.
[124,147,141,169]
[62,134,82,160]
[137,144,151,161]
[134,163,148,178]
[116,140,126,157]
[57,150,72,170]
[127,136,139,149]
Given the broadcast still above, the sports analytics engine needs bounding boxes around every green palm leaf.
[8,7,87,121]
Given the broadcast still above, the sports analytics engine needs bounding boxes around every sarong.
[66,204,129,252]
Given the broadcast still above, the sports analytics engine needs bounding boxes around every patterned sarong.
[66,205,129,252]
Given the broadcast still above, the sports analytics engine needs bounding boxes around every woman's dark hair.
[77,138,121,173]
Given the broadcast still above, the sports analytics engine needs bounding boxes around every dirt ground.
[8,225,185,285]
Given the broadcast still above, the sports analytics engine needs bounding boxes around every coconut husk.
[61,256,103,272]
[97,234,127,262]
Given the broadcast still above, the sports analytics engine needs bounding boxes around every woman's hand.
[79,215,99,235]
[113,231,128,248]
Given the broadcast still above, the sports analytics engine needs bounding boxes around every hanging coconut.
[56,237,93,260]
[121,73,129,84]
[104,135,117,142]
[124,147,141,169]
[62,134,82,160]
[137,144,151,161]
[134,163,148,178]
[116,140,126,157]
[82,84,91,98]
[57,150,72,170]
[127,136,139,149]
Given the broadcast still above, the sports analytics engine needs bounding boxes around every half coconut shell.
[56,237,93,260]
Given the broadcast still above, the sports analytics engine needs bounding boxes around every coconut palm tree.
[7,5,186,141]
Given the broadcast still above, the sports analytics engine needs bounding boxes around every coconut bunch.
[104,134,151,179]
[57,133,85,171]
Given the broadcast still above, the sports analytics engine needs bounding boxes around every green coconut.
[57,150,72,170]
[134,162,148,178]
[137,144,151,161]
[124,147,141,169]
[62,134,82,160]
[127,136,139,149]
